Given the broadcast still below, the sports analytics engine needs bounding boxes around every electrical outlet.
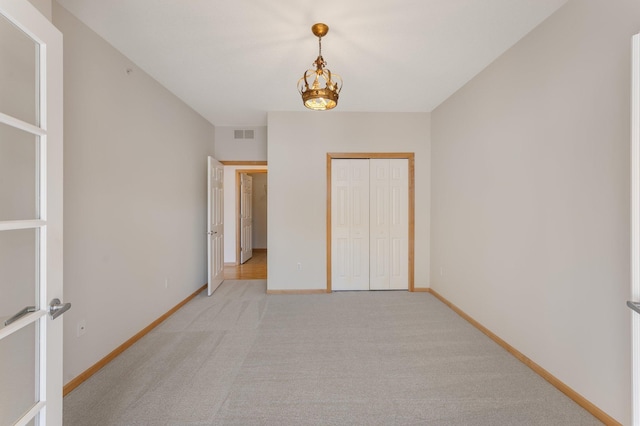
[77,320,86,337]
[297,262,302,271]
[165,277,169,288]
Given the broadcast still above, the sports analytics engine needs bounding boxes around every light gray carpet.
[64,280,602,425]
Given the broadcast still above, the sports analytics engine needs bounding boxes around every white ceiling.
[55,0,568,127]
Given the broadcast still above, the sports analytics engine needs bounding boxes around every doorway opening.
[225,167,267,280]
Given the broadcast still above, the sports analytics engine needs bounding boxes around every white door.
[207,156,224,295]
[240,173,253,264]
[332,159,408,291]
[630,32,640,426]
[369,160,390,290]
[0,1,64,425]
[387,159,409,289]
[332,159,370,291]
[370,159,409,290]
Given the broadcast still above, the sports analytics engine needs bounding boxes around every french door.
[0,1,64,425]
[630,32,640,426]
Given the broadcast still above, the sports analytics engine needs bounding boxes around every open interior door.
[207,156,224,295]
[240,173,253,264]
[0,1,65,424]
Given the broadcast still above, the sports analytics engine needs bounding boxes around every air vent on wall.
[234,129,255,140]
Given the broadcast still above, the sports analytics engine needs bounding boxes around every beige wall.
[53,3,215,384]
[213,126,267,161]
[27,0,51,21]
[267,112,430,291]
[431,0,640,423]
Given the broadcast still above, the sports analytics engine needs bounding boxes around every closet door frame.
[326,152,415,292]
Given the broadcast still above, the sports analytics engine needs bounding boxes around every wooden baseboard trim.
[270,288,427,294]
[266,289,329,295]
[426,288,620,426]
[63,283,207,396]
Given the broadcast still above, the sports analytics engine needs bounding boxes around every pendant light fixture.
[297,23,343,111]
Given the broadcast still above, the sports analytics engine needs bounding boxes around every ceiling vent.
[234,129,255,140]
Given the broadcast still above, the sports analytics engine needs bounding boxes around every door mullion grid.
[0,63,48,426]
[0,112,46,136]
[14,401,46,426]
[0,310,45,340]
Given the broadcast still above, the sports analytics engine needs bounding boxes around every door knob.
[49,298,71,320]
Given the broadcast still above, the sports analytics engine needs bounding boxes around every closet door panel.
[331,159,369,291]
[370,159,390,290]
[389,159,409,289]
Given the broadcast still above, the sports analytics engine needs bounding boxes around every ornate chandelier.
[297,23,343,111]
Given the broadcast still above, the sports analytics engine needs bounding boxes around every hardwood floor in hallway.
[224,248,267,280]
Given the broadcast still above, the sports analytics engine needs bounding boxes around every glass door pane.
[0,228,37,327]
[0,322,38,426]
[0,12,38,126]
[0,122,38,221]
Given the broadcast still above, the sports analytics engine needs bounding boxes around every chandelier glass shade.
[297,23,342,111]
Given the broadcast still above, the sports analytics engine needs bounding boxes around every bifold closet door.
[331,158,408,291]
[369,159,408,290]
[332,159,370,291]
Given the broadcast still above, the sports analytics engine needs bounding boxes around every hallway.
[224,249,267,280]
